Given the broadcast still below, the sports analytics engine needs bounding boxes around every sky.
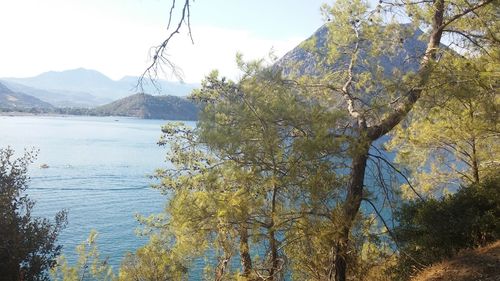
[0,0,327,83]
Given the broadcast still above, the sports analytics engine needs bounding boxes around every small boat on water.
[39,163,49,169]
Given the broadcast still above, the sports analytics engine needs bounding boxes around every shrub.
[0,147,67,281]
[392,175,500,279]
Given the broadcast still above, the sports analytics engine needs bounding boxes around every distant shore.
[0,112,73,117]
[0,112,197,122]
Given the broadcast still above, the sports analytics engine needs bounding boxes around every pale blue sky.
[189,0,326,39]
[0,0,327,82]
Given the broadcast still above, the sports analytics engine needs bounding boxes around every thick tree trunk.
[333,139,370,281]
[239,225,253,278]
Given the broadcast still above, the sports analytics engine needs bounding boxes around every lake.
[0,115,189,270]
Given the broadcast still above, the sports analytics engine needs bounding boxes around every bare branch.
[368,152,425,201]
[340,23,363,120]
[137,0,194,93]
[167,0,176,29]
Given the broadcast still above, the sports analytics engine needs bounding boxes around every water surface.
[0,116,188,269]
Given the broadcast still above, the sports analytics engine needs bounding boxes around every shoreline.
[0,112,76,117]
[0,112,197,122]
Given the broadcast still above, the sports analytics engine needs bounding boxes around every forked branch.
[137,0,194,92]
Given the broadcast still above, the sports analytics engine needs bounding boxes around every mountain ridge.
[0,82,54,109]
[2,68,199,107]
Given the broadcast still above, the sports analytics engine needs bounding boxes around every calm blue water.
[0,116,192,270]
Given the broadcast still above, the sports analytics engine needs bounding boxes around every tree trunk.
[269,228,279,280]
[239,225,253,278]
[333,139,370,281]
[471,137,480,184]
[268,184,280,280]
[331,0,490,280]
[215,255,230,281]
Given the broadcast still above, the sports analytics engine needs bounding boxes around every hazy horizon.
[0,0,326,83]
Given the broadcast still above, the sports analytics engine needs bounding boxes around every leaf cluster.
[392,175,500,279]
[0,147,67,281]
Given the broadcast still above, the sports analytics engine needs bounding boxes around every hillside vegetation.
[94,93,198,120]
[0,81,199,120]
[412,241,500,281]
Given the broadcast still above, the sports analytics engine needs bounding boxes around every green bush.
[392,175,500,279]
[0,147,67,281]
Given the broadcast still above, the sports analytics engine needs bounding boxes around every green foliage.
[51,230,115,281]
[143,1,498,280]
[0,147,67,281]
[147,55,399,280]
[93,93,198,120]
[286,211,395,281]
[119,235,188,281]
[392,175,500,279]
[388,52,499,198]
[191,61,349,279]
[131,1,498,280]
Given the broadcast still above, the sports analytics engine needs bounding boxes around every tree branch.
[137,0,194,92]
[367,0,446,140]
[340,23,363,120]
[368,152,425,201]
[368,0,494,141]
[440,0,495,31]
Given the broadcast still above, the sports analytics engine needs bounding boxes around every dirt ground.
[412,241,500,281]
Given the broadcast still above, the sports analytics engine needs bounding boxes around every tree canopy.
[125,0,499,280]
[0,147,67,281]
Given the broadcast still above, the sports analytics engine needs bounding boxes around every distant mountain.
[2,68,199,107]
[7,68,114,91]
[0,82,53,109]
[94,93,198,120]
[0,80,109,107]
[274,24,427,78]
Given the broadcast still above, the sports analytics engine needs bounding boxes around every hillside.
[94,93,198,120]
[412,241,500,281]
[2,68,198,107]
[274,23,427,78]
[1,80,108,107]
[0,82,53,110]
